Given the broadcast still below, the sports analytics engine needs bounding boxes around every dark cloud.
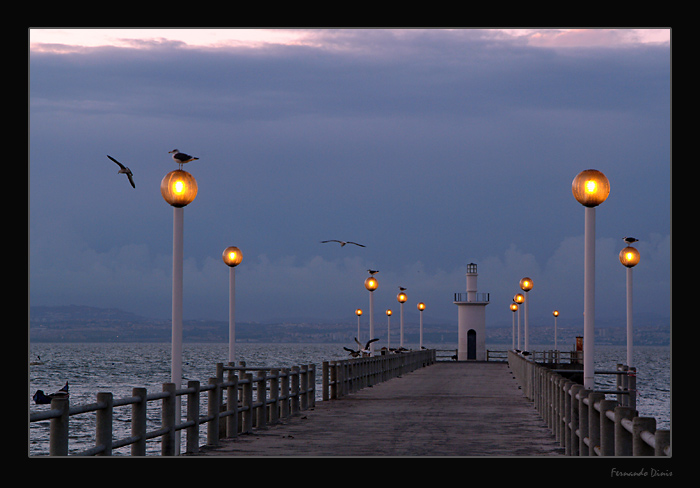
[29,31,671,326]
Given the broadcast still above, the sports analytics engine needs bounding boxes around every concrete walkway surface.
[198,361,564,456]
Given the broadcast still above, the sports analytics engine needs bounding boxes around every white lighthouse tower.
[454,263,489,360]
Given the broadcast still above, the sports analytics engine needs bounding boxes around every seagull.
[623,237,639,245]
[368,269,379,275]
[320,240,366,248]
[399,286,407,291]
[169,149,199,169]
[347,337,379,357]
[33,381,69,405]
[107,155,135,188]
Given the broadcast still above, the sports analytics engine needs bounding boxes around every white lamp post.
[553,310,559,351]
[619,243,640,367]
[386,309,392,350]
[510,303,518,350]
[364,274,378,355]
[222,246,242,363]
[572,169,610,389]
[397,290,407,347]
[519,278,533,352]
[417,302,426,349]
[514,293,524,350]
[161,168,197,454]
[355,308,363,343]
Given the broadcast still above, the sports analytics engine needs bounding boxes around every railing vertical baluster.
[186,380,200,454]
[226,368,238,438]
[161,382,176,456]
[208,377,220,447]
[131,387,147,456]
[95,392,113,456]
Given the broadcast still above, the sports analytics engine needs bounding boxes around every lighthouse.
[454,263,489,360]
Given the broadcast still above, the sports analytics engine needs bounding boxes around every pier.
[30,349,670,457]
[201,360,562,456]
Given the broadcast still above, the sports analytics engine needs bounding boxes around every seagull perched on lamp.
[367,269,379,276]
[623,237,639,245]
[169,149,199,169]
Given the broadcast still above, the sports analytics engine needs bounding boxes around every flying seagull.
[320,240,366,247]
[169,149,199,169]
[368,269,379,275]
[623,237,639,245]
[107,155,135,188]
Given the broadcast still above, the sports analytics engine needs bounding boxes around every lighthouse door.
[467,329,477,360]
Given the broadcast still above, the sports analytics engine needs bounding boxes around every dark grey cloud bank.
[29,30,670,329]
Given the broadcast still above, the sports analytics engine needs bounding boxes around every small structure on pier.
[454,263,489,360]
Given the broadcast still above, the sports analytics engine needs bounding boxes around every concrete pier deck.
[199,362,564,456]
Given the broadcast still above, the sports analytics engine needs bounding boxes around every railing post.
[241,373,253,434]
[568,384,583,456]
[255,370,267,429]
[598,399,617,456]
[95,392,113,456]
[161,382,176,456]
[309,363,316,408]
[633,417,656,456]
[49,396,70,456]
[655,430,670,456]
[323,361,330,401]
[280,368,290,418]
[302,365,311,411]
[226,367,239,438]
[270,369,280,424]
[614,406,637,456]
[587,392,605,456]
[291,366,300,415]
[627,367,637,411]
[186,380,200,454]
[207,377,221,446]
[131,387,148,456]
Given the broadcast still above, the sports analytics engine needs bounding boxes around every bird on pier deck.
[33,382,69,405]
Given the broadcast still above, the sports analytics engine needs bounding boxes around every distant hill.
[28,305,669,345]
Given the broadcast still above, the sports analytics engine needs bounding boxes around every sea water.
[28,342,670,456]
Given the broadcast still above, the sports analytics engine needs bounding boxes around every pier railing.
[30,350,435,456]
[508,350,670,456]
[321,349,436,400]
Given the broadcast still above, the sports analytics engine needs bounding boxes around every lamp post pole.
[619,243,640,367]
[355,309,362,343]
[418,302,425,349]
[172,207,184,392]
[386,309,392,350]
[222,246,242,363]
[553,310,559,351]
[572,169,610,389]
[161,167,198,455]
[364,273,378,355]
[397,291,407,348]
[510,303,518,350]
[514,293,524,350]
[519,278,533,352]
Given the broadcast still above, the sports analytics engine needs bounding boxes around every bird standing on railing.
[343,338,379,357]
[33,382,69,405]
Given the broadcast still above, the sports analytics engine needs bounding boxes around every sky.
[29,28,671,331]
